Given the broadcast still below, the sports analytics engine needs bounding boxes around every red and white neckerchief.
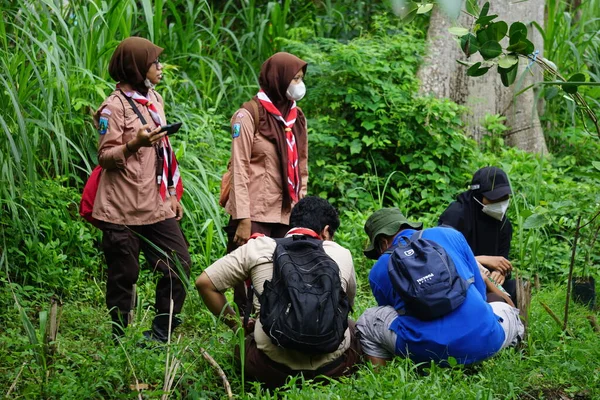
[256,90,300,202]
[119,86,183,201]
[286,227,320,239]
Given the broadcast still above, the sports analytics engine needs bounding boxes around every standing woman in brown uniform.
[93,37,191,342]
[220,53,308,309]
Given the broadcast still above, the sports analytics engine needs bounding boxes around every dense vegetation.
[1,0,599,398]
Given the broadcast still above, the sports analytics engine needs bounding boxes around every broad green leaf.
[569,73,586,82]
[349,139,362,155]
[523,213,549,229]
[417,4,434,14]
[498,63,518,87]
[487,21,508,41]
[561,73,586,94]
[479,41,502,60]
[361,120,376,130]
[523,39,535,55]
[509,22,527,38]
[467,62,482,70]
[475,15,498,26]
[460,33,479,57]
[448,27,469,36]
[465,0,480,16]
[469,67,491,77]
[498,54,518,68]
[507,38,534,55]
[467,62,491,77]
[509,31,523,45]
[480,2,490,17]
[476,30,489,46]
[592,161,600,171]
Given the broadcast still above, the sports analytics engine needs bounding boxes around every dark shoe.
[110,311,129,344]
[142,314,181,343]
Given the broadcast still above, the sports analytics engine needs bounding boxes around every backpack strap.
[384,231,420,255]
[247,98,260,131]
[411,229,424,241]
[123,93,148,125]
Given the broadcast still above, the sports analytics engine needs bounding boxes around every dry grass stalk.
[200,347,233,400]
[6,361,27,398]
[516,275,532,339]
[161,335,186,400]
[587,315,600,333]
[128,284,136,325]
[540,301,575,337]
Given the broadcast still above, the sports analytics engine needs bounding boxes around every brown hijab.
[108,37,163,95]
[247,52,308,210]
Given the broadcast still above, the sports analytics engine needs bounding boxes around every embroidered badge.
[101,108,112,116]
[98,116,109,135]
[232,123,241,138]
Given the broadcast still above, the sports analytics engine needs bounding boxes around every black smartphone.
[159,122,182,135]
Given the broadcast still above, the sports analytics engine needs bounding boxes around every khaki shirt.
[204,234,357,370]
[225,108,308,224]
[92,89,175,225]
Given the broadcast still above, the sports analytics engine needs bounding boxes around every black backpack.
[259,235,350,354]
[387,230,473,321]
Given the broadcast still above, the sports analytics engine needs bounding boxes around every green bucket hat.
[363,208,423,260]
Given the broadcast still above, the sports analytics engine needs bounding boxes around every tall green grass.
[536,0,600,129]
[0,0,307,293]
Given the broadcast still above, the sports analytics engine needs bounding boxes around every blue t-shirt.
[368,226,505,365]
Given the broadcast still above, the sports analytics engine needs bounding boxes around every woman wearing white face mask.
[218,52,309,314]
[438,166,518,305]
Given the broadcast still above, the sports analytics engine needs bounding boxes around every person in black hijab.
[439,166,517,304]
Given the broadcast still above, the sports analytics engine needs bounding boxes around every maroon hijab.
[108,37,163,95]
[248,52,308,209]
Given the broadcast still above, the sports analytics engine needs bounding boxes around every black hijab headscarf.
[439,186,512,259]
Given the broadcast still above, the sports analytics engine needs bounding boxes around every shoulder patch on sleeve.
[98,116,109,135]
[101,108,112,116]
[232,123,241,138]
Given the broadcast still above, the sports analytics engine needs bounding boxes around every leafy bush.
[283,16,479,214]
[2,179,102,298]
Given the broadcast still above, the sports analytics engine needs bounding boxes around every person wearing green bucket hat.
[356,208,523,367]
[363,208,423,260]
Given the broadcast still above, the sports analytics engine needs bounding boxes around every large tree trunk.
[418,2,548,154]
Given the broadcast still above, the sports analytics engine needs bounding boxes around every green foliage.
[283,17,478,214]
[535,0,600,135]
[1,179,102,298]
[1,1,600,398]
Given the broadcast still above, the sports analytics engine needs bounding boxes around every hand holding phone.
[159,122,182,135]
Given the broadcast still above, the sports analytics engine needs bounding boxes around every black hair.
[289,196,340,237]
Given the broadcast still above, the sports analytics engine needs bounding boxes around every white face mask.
[474,197,510,221]
[144,78,155,89]
[286,81,306,101]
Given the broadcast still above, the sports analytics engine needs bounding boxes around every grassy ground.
[1,272,598,399]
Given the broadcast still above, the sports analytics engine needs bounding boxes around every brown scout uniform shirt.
[225,108,308,225]
[92,89,175,225]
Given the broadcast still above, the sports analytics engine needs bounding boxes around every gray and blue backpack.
[387,230,472,320]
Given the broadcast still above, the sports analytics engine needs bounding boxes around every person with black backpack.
[196,196,361,388]
[356,208,523,367]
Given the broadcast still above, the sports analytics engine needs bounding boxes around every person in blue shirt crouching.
[357,208,524,367]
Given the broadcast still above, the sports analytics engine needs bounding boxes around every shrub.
[283,16,479,214]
